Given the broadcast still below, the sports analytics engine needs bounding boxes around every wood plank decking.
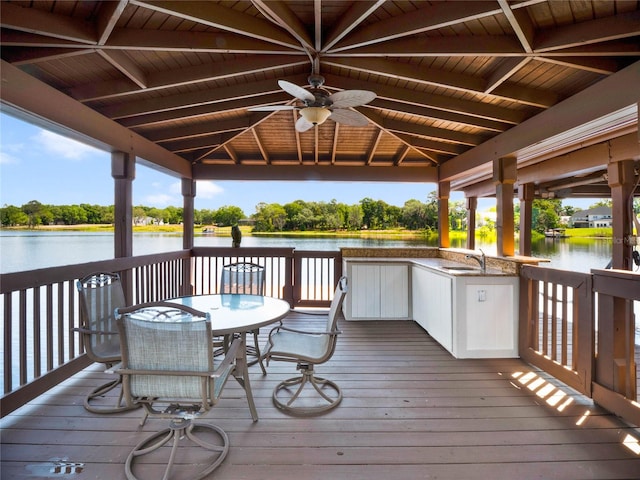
[2,310,639,480]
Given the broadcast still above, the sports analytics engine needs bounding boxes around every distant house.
[569,206,612,228]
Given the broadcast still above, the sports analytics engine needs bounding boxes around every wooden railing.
[0,248,342,416]
[519,265,639,427]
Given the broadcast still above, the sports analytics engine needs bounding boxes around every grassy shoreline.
[1,224,614,240]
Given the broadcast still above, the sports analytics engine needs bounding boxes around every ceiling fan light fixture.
[300,107,331,125]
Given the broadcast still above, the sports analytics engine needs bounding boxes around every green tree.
[401,199,428,230]
[214,205,244,226]
[0,205,29,226]
[345,204,363,230]
[252,202,287,232]
[532,199,561,233]
[59,205,88,225]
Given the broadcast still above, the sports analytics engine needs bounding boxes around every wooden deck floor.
[2,311,639,480]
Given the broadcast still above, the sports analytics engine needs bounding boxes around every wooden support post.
[182,179,195,251]
[438,181,450,248]
[112,151,135,301]
[518,183,535,256]
[607,160,635,270]
[597,160,637,401]
[494,157,517,257]
[181,179,196,295]
[466,196,477,250]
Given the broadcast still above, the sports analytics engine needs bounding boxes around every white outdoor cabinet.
[412,264,518,358]
[343,261,410,320]
[412,265,452,351]
[453,279,518,358]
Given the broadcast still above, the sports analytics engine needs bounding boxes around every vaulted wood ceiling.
[1,1,639,199]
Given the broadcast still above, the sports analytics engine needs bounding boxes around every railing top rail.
[0,250,190,293]
[591,268,640,300]
[520,264,591,288]
[191,246,295,257]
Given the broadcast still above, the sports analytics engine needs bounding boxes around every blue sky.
[1,111,594,215]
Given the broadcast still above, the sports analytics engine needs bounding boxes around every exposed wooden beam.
[330,1,502,52]
[322,0,385,51]
[322,73,528,125]
[96,50,147,89]
[497,0,534,53]
[485,58,532,94]
[252,1,314,52]
[71,55,307,102]
[366,130,384,165]
[193,164,438,182]
[96,0,127,45]
[370,99,509,133]
[131,0,303,50]
[2,46,93,65]
[331,123,339,164]
[534,56,619,75]
[394,145,411,166]
[534,11,640,52]
[325,57,556,108]
[0,3,97,44]
[119,93,291,128]
[252,128,270,164]
[97,75,308,119]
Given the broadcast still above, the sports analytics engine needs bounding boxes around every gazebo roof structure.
[0,0,639,199]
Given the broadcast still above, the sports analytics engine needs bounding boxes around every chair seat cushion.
[269,331,330,363]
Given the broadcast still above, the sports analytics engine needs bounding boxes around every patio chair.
[262,276,348,415]
[219,262,267,374]
[114,301,241,480]
[75,272,137,414]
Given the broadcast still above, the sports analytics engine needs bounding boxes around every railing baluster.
[3,293,13,393]
[33,287,41,379]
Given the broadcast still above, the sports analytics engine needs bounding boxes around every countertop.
[344,256,516,276]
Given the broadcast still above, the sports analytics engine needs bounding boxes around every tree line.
[1,197,621,233]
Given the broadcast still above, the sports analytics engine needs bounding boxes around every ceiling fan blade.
[278,80,315,102]
[329,108,370,127]
[328,90,376,108]
[248,105,296,111]
[295,116,314,132]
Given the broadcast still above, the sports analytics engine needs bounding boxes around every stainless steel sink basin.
[443,266,479,271]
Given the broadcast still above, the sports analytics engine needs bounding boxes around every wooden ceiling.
[1,1,639,199]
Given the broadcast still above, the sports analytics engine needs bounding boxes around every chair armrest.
[71,327,118,335]
[269,325,341,336]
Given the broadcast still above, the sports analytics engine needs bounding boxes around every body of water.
[0,229,617,274]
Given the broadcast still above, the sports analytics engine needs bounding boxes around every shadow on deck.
[1,311,639,479]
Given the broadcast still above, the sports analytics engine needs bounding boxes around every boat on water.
[544,228,568,238]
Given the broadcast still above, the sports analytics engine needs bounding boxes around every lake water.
[0,229,616,274]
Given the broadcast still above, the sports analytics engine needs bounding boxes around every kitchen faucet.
[465,249,486,273]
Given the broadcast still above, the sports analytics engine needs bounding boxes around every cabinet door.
[423,271,453,351]
[380,264,409,318]
[462,283,516,355]
[349,264,381,318]
[412,266,430,330]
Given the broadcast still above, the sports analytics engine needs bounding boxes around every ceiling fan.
[249,74,376,132]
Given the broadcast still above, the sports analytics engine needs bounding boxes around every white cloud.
[33,130,97,160]
[143,193,176,207]
[0,150,19,165]
[196,181,224,199]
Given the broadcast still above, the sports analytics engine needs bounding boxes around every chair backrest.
[115,302,214,400]
[76,272,126,364]
[316,276,348,363]
[220,262,265,295]
[326,276,348,333]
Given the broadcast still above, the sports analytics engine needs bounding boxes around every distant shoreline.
[0,224,614,240]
